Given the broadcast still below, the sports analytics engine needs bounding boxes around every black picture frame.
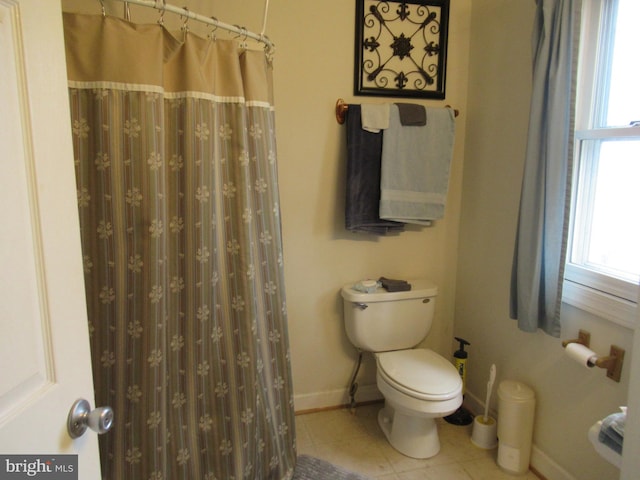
[354,0,450,99]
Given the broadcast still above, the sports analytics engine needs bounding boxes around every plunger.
[444,337,473,425]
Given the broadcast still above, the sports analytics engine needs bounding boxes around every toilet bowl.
[375,349,462,458]
[341,280,462,459]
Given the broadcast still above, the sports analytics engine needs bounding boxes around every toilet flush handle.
[354,303,368,310]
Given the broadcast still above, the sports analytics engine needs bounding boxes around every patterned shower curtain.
[63,13,295,480]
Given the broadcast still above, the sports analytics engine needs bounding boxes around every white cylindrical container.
[497,380,535,475]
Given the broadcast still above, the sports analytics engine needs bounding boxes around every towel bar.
[335,98,459,125]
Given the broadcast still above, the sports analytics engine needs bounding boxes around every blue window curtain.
[510,0,582,336]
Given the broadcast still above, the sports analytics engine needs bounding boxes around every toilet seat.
[376,349,462,401]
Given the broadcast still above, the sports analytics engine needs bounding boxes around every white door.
[0,0,101,477]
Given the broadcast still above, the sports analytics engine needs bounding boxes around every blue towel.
[345,105,404,235]
[379,105,455,224]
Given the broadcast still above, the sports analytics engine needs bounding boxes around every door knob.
[67,398,114,439]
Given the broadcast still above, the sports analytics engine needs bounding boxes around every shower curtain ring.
[234,26,248,49]
[155,0,166,24]
[243,28,250,48]
[181,7,190,33]
[209,17,219,40]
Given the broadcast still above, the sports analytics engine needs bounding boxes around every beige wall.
[270,0,472,409]
[60,1,632,478]
[458,1,631,479]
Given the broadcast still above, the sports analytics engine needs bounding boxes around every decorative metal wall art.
[354,0,450,99]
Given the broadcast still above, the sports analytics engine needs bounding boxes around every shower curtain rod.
[109,0,274,50]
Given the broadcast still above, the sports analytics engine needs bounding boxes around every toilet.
[341,279,462,459]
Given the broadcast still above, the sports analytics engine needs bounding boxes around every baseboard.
[293,383,382,413]
[530,447,576,480]
[461,390,491,417]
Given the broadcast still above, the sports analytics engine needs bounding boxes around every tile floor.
[296,403,541,480]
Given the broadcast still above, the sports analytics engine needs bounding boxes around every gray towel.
[395,103,426,126]
[379,105,455,224]
[379,276,411,292]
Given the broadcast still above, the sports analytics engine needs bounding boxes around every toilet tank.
[341,279,438,352]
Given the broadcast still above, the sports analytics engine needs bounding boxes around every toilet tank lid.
[341,279,437,302]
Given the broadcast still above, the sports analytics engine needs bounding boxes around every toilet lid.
[377,349,462,400]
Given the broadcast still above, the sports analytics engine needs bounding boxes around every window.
[564,0,640,327]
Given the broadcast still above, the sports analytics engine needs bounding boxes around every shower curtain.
[63,13,295,480]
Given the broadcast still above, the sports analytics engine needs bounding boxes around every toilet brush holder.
[471,415,498,449]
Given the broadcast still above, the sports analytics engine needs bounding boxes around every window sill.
[562,279,637,329]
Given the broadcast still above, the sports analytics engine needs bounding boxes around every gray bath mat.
[293,455,373,480]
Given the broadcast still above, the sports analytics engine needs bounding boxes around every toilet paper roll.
[565,342,598,368]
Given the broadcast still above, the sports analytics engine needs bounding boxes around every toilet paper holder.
[561,329,591,348]
[562,329,625,382]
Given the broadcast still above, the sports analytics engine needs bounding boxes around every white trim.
[565,263,638,303]
[530,446,577,480]
[293,384,382,413]
[562,280,636,329]
[575,126,640,139]
[462,390,488,417]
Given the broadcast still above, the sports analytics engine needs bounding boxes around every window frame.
[562,0,640,327]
